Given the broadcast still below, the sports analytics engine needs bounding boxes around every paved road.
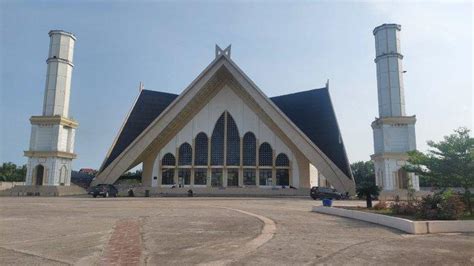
[0,197,472,265]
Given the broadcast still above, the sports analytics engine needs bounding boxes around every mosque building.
[25,23,418,196]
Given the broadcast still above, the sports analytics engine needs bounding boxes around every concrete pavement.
[0,197,472,265]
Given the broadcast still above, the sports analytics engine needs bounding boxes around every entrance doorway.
[397,169,408,189]
[227,169,239,187]
[35,165,44,186]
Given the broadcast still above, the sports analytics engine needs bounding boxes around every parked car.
[88,184,118,198]
[310,186,342,200]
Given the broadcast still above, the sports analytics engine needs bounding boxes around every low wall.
[312,206,474,234]
[2,184,86,196]
[0,182,25,191]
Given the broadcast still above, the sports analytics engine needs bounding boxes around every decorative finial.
[215,44,231,58]
[139,81,144,91]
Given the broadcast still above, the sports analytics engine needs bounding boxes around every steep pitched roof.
[270,88,352,178]
[101,90,178,171]
[101,88,352,180]
[95,54,354,193]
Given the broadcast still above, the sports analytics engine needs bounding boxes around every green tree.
[351,161,380,208]
[351,161,375,187]
[0,162,26,182]
[405,127,474,214]
[356,183,381,208]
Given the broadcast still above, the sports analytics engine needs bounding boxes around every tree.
[405,127,474,214]
[0,162,26,182]
[356,182,381,208]
[351,161,375,187]
[351,161,379,208]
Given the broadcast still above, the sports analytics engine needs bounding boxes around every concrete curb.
[312,206,474,234]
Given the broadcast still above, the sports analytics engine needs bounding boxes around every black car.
[88,184,118,198]
[310,186,342,200]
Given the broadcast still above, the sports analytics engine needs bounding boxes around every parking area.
[0,197,473,265]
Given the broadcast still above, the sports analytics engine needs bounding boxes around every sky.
[0,0,472,170]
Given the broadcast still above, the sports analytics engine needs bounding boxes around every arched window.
[275,153,289,167]
[59,165,67,186]
[194,132,208,166]
[243,132,256,166]
[275,153,290,187]
[161,153,175,185]
[178,143,192,165]
[226,113,240,166]
[211,113,225,165]
[162,153,176,166]
[259,142,273,166]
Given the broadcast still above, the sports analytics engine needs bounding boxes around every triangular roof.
[271,88,352,178]
[95,53,355,193]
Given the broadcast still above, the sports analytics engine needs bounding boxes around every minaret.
[371,24,419,191]
[24,30,78,186]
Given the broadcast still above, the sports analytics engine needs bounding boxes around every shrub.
[373,201,388,210]
[391,201,418,216]
[416,190,465,220]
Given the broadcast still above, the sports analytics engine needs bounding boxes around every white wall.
[26,157,72,186]
[152,85,301,187]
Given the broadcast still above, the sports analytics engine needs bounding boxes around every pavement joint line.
[196,206,277,266]
[0,246,72,265]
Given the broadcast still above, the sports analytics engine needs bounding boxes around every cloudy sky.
[1,0,472,170]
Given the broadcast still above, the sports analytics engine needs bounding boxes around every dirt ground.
[0,197,473,265]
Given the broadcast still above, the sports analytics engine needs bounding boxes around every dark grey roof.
[270,88,352,178]
[101,88,352,180]
[101,90,178,170]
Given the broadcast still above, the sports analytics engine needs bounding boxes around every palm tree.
[356,182,381,208]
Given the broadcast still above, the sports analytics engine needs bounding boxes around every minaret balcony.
[24,150,77,159]
[30,115,78,128]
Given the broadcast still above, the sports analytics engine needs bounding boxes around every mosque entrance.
[397,169,409,189]
[35,165,44,186]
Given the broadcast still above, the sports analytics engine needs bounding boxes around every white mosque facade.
[93,46,356,194]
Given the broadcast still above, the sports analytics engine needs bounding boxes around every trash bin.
[322,198,333,207]
[145,190,150,197]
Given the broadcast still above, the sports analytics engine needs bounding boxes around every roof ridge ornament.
[215,44,231,58]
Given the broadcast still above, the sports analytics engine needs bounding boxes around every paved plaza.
[0,197,473,265]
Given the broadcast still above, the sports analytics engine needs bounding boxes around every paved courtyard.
[0,197,473,265]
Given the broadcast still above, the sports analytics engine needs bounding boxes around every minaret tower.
[371,24,419,191]
[24,30,78,186]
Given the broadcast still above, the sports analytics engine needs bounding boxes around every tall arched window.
[226,113,240,166]
[178,143,192,165]
[194,132,208,166]
[243,132,256,166]
[259,142,273,166]
[275,153,290,187]
[161,153,175,185]
[211,113,225,165]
